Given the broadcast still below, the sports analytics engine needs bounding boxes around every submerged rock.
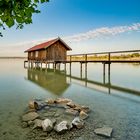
[65,109,79,116]
[73,106,82,112]
[79,111,88,120]
[33,119,43,129]
[66,102,76,108]
[54,121,68,133]
[56,98,72,104]
[54,113,60,117]
[28,101,39,110]
[28,120,34,127]
[94,127,113,138]
[72,117,84,129]
[44,111,56,117]
[22,98,91,136]
[46,99,56,104]
[81,106,90,113]
[21,122,28,128]
[22,112,39,122]
[41,119,53,132]
[25,109,36,114]
[67,122,73,130]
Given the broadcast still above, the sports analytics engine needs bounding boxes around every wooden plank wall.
[28,40,67,61]
[46,41,67,61]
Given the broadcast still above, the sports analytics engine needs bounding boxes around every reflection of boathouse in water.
[27,68,70,95]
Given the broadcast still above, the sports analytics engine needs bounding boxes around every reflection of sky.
[0,0,140,56]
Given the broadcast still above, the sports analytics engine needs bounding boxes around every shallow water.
[0,59,140,140]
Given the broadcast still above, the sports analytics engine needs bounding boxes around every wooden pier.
[24,49,140,73]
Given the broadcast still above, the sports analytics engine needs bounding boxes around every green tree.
[0,0,49,37]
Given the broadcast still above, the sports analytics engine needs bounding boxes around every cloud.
[0,37,54,56]
[4,38,54,48]
[64,23,140,42]
[0,22,140,56]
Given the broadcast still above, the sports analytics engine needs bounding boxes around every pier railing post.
[108,63,111,86]
[85,54,87,80]
[108,53,111,62]
[80,62,82,79]
[103,63,106,84]
[70,55,72,62]
[70,62,71,76]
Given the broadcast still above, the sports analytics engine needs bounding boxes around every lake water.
[0,59,140,140]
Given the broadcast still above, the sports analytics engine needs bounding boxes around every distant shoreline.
[0,57,27,59]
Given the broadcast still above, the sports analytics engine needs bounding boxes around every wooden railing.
[67,49,140,62]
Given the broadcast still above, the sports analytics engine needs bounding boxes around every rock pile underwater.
[21,98,113,140]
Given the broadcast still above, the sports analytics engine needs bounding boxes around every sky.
[0,0,140,56]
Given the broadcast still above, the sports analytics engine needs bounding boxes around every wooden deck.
[24,49,140,69]
[54,60,140,63]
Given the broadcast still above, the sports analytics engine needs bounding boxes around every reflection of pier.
[66,74,140,96]
[24,50,140,79]
[26,67,140,97]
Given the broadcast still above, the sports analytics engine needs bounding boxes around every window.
[31,52,33,57]
[35,51,38,57]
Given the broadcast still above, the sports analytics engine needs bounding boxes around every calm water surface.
[0,59,140,140]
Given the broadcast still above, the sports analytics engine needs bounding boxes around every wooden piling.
[103,63,106,84]
[80,62,82,78]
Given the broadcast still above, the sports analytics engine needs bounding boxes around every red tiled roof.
[25,38,71,52]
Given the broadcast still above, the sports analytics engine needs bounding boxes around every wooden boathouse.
[24,37,72,68]
[24,37,140,78]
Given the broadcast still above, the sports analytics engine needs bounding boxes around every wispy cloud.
[0,37,54,56]
[64,23,140,42]
[3,38,54,48]
[0,22,140,56]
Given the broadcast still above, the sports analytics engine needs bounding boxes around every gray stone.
[94,127,113,138]
[41,119,53,132]
[79,111,88,120]
[21,122,28,128]
[25,109,36,114]
[73,105,82,112]
[28,120,34,126]
[33,119,43,129]
[46,98,56,104]
[81,106,90,113]
[67,122,73,130]
[72,117,84,129]
[54,113,60,117]
[67,102,76,108]
[54,121,68,133]
[44,106,50,110]
[22,112,39,121]
[56,98,72,104]
[65,109,79,116]
[28,101,39,110]
[51,119,56,126]
[44,111,55,117]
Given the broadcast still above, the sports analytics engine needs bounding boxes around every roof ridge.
[24,37,71,52]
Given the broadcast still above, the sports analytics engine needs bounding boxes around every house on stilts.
[24,37,72,68]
